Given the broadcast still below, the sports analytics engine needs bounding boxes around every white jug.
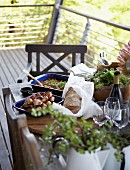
[58,147,110,170]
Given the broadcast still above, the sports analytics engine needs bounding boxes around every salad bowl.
[30,73,68,96]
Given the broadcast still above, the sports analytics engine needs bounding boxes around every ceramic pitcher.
[58,148,110,170]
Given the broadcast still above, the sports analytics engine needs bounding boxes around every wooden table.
[8,82,130,170]
[9,83,96,134]
[9,82,95,135]
[9,82,130,135]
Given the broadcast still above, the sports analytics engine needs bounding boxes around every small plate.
[13,93,64,117]
[30,73,68,96]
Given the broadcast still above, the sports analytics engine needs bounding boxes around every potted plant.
[32,105,130,170]
[92,42,130,102]
[91,68,130,102]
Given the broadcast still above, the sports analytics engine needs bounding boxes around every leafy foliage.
[2,0,130,65]
[32,105,130,162]
[91,69,130,89]
[40,79,66,90]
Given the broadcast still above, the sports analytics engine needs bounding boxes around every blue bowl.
[13,93,64,117]
[30,73,68,96]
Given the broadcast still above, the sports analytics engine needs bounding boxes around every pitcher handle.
[52,136,68,168]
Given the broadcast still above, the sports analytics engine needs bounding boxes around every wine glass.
[105,97,120,121]
[113,104,129,130]
[93,101,108,126]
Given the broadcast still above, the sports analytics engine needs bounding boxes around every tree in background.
[1,0,129,61]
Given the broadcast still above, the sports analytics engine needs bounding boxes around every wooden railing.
[0,0,130,68]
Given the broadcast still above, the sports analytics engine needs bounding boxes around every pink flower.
[117,42,130,77]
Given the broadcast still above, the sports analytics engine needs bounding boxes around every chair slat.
[17,44,87,83]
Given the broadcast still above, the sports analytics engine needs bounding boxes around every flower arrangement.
[91,68,129,90]
[117,42,130,77]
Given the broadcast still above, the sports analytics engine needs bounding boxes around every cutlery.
[23,69,43,86]
[99,52,109,65]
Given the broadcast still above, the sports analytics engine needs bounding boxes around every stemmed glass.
[105,97,120,121]
[113,103,129,130]
[93,101,108,126]
[93,97,129,130]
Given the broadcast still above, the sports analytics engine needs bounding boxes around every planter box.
[94,62,130,102]
[94,85,130,102]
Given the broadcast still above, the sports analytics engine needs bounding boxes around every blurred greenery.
[3,0,130,25]
[32,105,130,162]
[1,0,130,64]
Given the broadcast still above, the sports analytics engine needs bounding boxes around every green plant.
[32,105,130,162]
[40,78,67,90]
[91,68,130,89]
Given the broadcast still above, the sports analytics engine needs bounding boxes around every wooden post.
[46,0,63,44]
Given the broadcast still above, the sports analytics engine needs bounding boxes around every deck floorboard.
[0,48,27,88]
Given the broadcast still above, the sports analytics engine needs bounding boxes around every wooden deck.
[0,47,28,170]
[0,48,27,88]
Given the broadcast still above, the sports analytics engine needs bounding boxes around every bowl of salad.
[30,73,68,96]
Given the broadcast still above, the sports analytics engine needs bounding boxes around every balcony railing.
[0,4,54,48]
[0,0,130,68]
[48,3,130,68]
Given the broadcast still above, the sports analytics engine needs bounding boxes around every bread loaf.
[63,87,82,114]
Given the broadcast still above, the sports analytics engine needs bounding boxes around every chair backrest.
[3,88,44,170]
[17,44,87,82]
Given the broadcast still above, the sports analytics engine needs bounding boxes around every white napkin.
[69,63,96,77]
[52,74,101,119]
[123,145,130,170]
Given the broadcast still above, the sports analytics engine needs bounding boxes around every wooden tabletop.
[9,83,92,135]
[27,114,54,134]
[9,83,130,136]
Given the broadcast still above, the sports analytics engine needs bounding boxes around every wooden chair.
[17,44,87,83]
[3,88,44,170]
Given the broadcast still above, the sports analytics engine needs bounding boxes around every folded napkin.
[69,63,96,77]
[52,74,101,119]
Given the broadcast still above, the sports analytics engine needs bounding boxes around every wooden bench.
[3,86,66,170]
[3,88,44,170]
[0,124,12,170]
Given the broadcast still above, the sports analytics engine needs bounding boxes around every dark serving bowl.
[13,94,64,117]
[20,87,33,97]
[30,73,68,96]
